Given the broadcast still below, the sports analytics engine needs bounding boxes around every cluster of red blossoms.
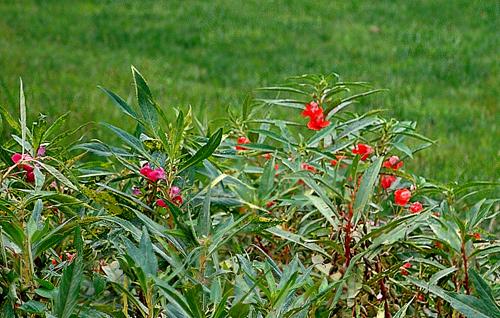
[51,252,76,266]
[235,136,250,151]
[352,144,373,161]
[138,163,183,207]
[11,153,35,183]
[156,186,183,207]
[400,262,412,275]
[301,102,330,131]
[380,155,403,190]
[139,163,165,182]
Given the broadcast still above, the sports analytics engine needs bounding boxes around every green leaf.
[305,194,338,227]
[392,142,413,158]
[257,86,307,95]
[408,277,496,318]
[469,269,500,315]
[26,199,42,240]
[0,104,20,133]
[197,186,212,238]
[132,65,158,130]
[98,86,138,120]
[393,297,413,318]
[337,117,380,140]
[37,161,78,191]
[353,157,383,224]
[266,226,328,256]
[101,122,151,160]
[155,279,196,318]
[124,227,158,276]
[179,128,222,172]
[429,267,457,285]
[54,228,83,318]
[19,300,46,314]
[258,156,275,199]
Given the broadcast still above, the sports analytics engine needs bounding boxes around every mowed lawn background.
[0,0,498,181]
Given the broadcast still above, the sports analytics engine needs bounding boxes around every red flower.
[306,114,330,131]
[140,164,165,182]
[11,153,34,172]
[302,102,330,131]
[383,155,403,170]
[156,199,167,208]
[172,195,183,206]
[417,294,425,302]
[380,175,396,189]
[409,202,423,214]
[51,258,58,266]
[262,153,272,160]
[352,144,373,161]
[26,171,35,183]
[394,188,411,206]
[235,136,250,150]
[400,262,412,275]
[472,232,481,240]
[330,155,346,167]
[301,163,317,173]
[301,101,322,118]
[266,201,276,208]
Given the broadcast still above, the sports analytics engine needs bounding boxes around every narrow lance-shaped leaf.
[98,86,139,121]
[407,277,495,318]
[132,65,158,131]
[179,128,223,172]
[353,157,383,224]
[19,78,27,155]
[54,227,83,318]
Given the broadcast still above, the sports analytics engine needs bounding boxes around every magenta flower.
[139,164,165,182]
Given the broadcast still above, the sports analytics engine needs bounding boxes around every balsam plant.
[0,68,498,318]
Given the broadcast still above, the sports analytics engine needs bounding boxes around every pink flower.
[169,186,181,198]
[132,186,141,196]
[147,167,165,182]
[409,202,423,214]
[37,145,46,157]
[65,252,76,262]
[383,155,403,170]
[11,153,34,172]
[139,164,165,182]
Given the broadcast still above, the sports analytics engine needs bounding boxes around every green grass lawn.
[0,0,498,181]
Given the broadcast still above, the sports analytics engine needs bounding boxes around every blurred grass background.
[0,0,498,181]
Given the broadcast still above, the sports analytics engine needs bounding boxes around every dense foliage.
[0,68,498,317]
